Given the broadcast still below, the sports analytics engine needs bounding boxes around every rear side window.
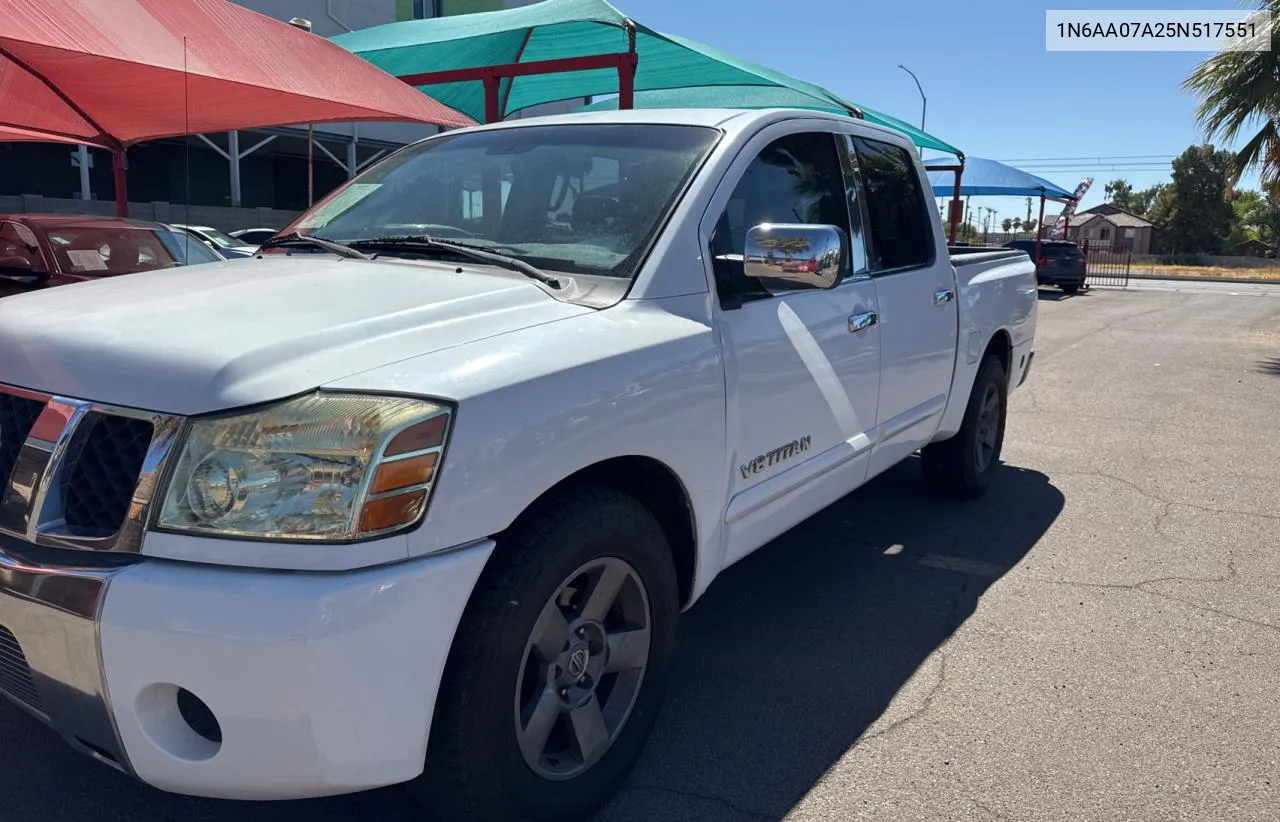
[852,137,933,272]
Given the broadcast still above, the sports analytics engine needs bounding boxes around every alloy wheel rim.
[974,383,1001,473]
[514,556,651,781]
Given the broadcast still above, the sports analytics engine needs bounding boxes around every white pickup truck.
[0,108,1035,821]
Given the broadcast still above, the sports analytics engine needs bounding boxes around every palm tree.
[1183,2,1279,186]
[1001,217,1013,234]
[1012,217,1023,236]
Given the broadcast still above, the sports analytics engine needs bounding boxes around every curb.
[1127,272,1280,286]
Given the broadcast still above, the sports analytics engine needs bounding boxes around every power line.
[998,154,1177,162]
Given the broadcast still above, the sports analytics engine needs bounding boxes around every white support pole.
[312,137,346,169]
[78,145,92,201]
[356,150,387,172]
[229,131,241,207]
[346,133,357,179]
[196,133,230,160]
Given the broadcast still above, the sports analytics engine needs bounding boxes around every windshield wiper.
[258,232,369,260]
[346,235,562,289]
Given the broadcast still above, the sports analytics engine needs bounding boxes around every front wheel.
[921,354,1008,499]
[411,484,679,822]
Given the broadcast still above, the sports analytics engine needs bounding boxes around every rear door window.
[852,137,934,272]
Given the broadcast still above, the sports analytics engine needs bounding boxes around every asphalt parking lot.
[3,282,1279,821]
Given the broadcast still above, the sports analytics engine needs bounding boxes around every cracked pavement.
[3,284,1279,821]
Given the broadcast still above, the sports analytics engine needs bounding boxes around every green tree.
[1130,183,1168,219]
[1231,188,1280,244]
[1024,218,1038,236]
[1168,144,1236,253]
[1001,217,1013,233]
[1184,2,1280,187]
[1012,217,1023,235]
[1104,178,1137,211]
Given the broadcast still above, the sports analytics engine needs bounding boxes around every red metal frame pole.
[400,53,638,90]
[1035,192,1046,260]
[113,149,128,218]
[400,51,640,120]
[949,167,962,245]
[618,21,637,110]
[482,73,501,123]
[618,51,637,110]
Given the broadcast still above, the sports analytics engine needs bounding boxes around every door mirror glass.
[743,223,844,292]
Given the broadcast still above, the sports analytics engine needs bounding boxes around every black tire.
[1061,282,1081,295]
[921,354,1008,499]
[411,483,679,822]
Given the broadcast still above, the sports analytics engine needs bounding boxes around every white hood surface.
[0,256,592,415]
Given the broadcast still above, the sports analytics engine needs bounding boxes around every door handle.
[934,289,955,305]
[848,311,878,333]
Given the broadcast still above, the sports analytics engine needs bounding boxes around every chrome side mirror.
[743,223,844,292]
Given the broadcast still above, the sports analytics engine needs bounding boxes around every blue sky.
[623,0,1261,220]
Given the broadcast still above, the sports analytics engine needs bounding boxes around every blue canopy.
[925,156,1074,199]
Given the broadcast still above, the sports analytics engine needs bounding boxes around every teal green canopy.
[332,0,962,158]
[575,87,962,158]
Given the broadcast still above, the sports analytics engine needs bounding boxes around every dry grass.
[1135,264,1280,282]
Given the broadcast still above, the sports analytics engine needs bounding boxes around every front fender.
[325,295,730,598]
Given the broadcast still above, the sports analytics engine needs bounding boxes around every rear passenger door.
[848,134,959,479]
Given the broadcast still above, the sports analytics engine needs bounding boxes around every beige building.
[1044,204,1156,254]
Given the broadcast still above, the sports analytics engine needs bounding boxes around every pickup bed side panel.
[933,251,1038,441]
[323,295,730,603]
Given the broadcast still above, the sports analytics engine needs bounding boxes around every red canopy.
[0,0,475,213]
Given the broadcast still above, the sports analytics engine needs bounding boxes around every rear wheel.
[921,354,1007,499]
[1061,282,1080,294]
[412,484,679,822]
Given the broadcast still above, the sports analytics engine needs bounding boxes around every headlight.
[155,393,452,541]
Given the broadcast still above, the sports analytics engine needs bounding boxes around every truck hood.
[0,256,592,415]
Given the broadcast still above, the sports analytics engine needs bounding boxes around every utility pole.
[897,64,926,130]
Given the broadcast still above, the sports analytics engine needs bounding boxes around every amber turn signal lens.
[359,489,427,534]
[385,414,449,457]
[370,453,437,495]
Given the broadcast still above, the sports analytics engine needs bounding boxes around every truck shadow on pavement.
[1256,358,1280,376]
[0,460,1063,822]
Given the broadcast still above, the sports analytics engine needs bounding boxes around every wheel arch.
[984,327,1013,382]
[498,455,700,609]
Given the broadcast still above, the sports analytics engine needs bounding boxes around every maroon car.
[0,214,225,297]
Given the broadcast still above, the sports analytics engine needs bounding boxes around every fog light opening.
[177,688,222,744]
[134,683,221,761]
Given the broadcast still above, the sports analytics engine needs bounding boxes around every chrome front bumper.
[0,536,132,773]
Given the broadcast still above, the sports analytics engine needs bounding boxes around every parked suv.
[1005,238,1086,294]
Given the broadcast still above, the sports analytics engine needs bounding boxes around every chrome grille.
[62,413,156,536]
[0,624,43,713]
[0,383,182,553]
[0,393,43,487]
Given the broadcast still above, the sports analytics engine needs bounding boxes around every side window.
[710,132,852,300]
[852,137,934,272]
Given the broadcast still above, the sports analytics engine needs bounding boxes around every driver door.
[709,127,882,566]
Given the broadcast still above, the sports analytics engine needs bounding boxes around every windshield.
[282,123,720,280]
[47,226,223,273]
[196,227,245,248]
